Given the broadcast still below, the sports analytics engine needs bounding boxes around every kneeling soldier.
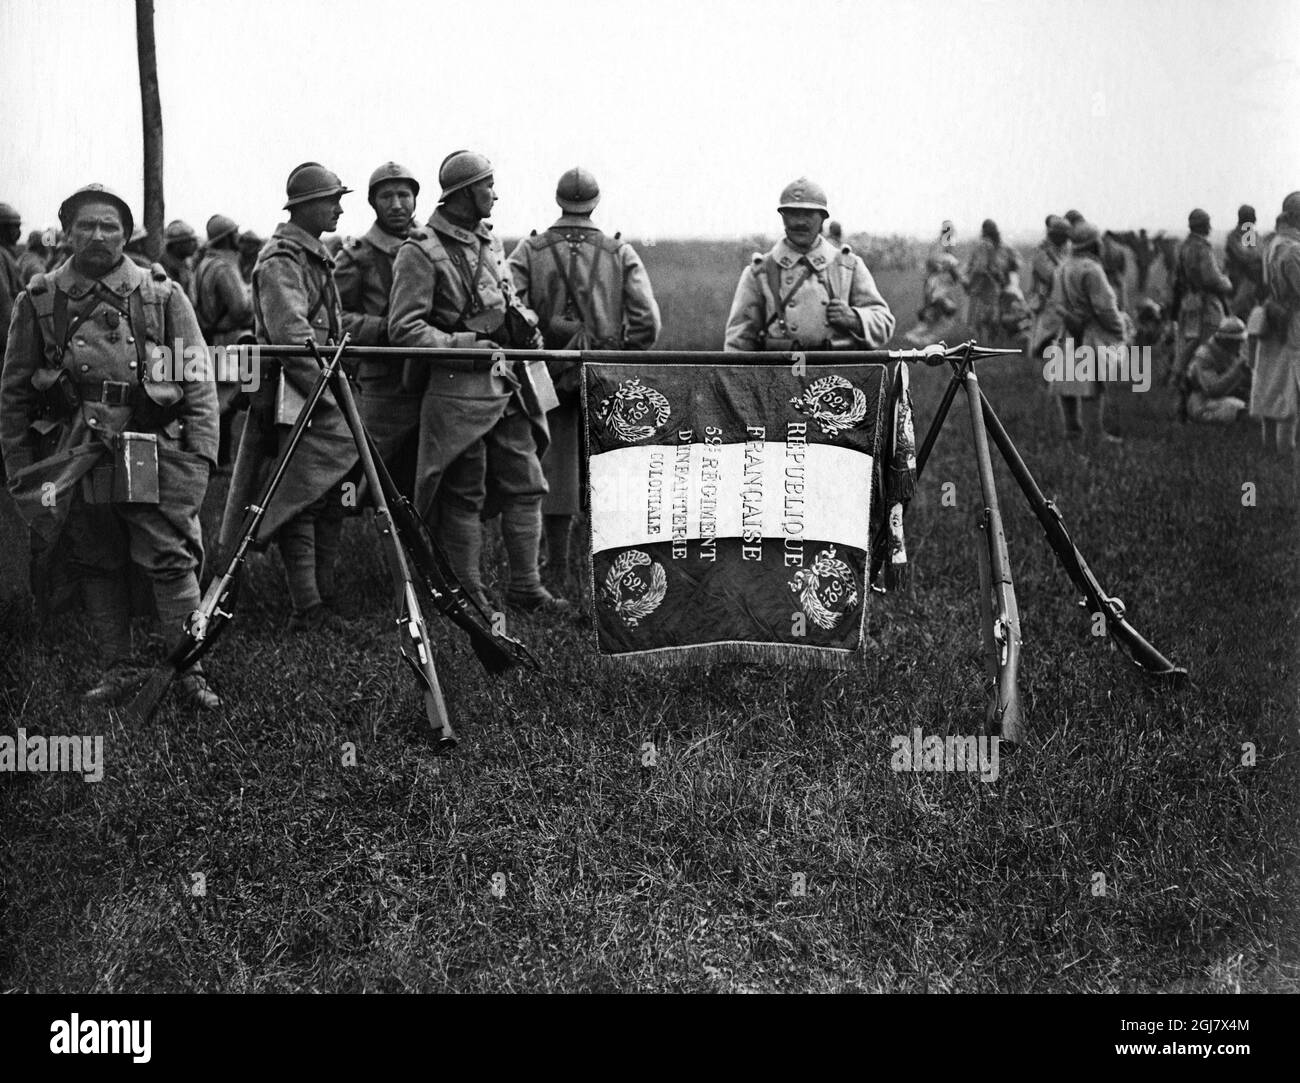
[0,184,220,706]
[724,177,895,351]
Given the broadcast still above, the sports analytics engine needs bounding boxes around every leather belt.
[79,380,135,406]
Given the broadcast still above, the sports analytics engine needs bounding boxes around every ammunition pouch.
[29,367,80,421]
[80,431,161,506]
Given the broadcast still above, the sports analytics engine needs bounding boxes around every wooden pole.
[135,0,164,260]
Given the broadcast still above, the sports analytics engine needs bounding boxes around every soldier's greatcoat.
[1045,252,1127,400]
[508,216,661,514]
[219,221,355,549]
[1175,232,1233,342]
[0,257,217,561]
[335,222,422,465]
[723,235,895,351]
[192,246,254,413]
[387,208,553,519]
[1250,225,1300,421]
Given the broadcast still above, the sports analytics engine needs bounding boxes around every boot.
[503,497,570,611]
[82,661,145,705]
[437,503,490,609]
[175,670,222,710]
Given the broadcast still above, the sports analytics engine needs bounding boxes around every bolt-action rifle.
[126,336,354,724]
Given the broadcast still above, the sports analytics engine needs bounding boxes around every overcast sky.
[2,0,1297,243]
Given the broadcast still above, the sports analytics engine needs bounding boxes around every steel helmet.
[164,219,197,243]
[0,202,20,225]
[58,183,134,237]
[556,167,600,214]
[438,150,494,202]
[283,162,352,209]
[1214,316,1247,341]
[1070,221,1101,249]
[777,177,829,216]
[1188,207,1211,231]
[367,161,420,202]
[206,214,240,243]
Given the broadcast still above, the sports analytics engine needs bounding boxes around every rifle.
[127,335,354,723]
[357,421,538,675]
[306,338,458,750]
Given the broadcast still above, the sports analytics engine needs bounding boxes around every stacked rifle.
[127,335,537,749]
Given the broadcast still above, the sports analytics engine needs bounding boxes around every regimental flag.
[583,361,890,667]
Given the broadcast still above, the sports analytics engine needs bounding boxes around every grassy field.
[1,245,1297,992]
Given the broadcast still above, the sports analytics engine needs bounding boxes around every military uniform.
[1027,233,1068,356]
[388,203,554,602]
[962,238,1022,345]
[1173,229,1233,377]
[219,220,355,617]
[1046,249,1127,400]
[1187,329,1250,423]
[193,245,254,403]
[903,255,962,348]
[0,253,218,690]
[724,235,894,351]
[335,222,422,468]
[509,212,661,514]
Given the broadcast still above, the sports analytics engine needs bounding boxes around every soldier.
[1225,204,1263,319]
[903,252,962,348]
[388,149,564,612]
[237,230,264,284]
[161,220,199,294]
[1185,316,1251,424]
[0,184,220,705]
[1171,208,1234,387]
[1027,215,1071,357]
[335,162,422,483]
[125,227,153,269]
[508,166,662,588]
[1,203,24,363]
[724,177,894,352]
[18,229,52,287]
[220,162,358,631]
[1044,221,1127,444]
[1250,192,1300,457]
[961,218,1022,347]
[192,213,254,468]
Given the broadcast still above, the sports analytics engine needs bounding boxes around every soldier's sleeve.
[723,264,765,351]
[1194,243,1233,296]
[1085,265,1126,336]
[334,244,385,346]
[255,252,323,398]
[0,264,14,343]
[848,257,896,347]
[621,246,661,349]
[215,261,252,331]
[387,243,478,351]
[165,284,220,465]
[506,239,532,308]
[0,292,40,474]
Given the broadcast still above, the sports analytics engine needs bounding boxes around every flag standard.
[583,362,889,666]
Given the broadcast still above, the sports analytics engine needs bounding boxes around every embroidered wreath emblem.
[602,549,668,627]
[788,546,859,631]
[790,375,868,437]
[596,377,671,443]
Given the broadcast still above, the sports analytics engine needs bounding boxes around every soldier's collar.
[58,256,143,299]
[775,236,832,270]
[550,214,597,232]
[363,221,408,255]
[429,209,493,245]
[274,221,335,265]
